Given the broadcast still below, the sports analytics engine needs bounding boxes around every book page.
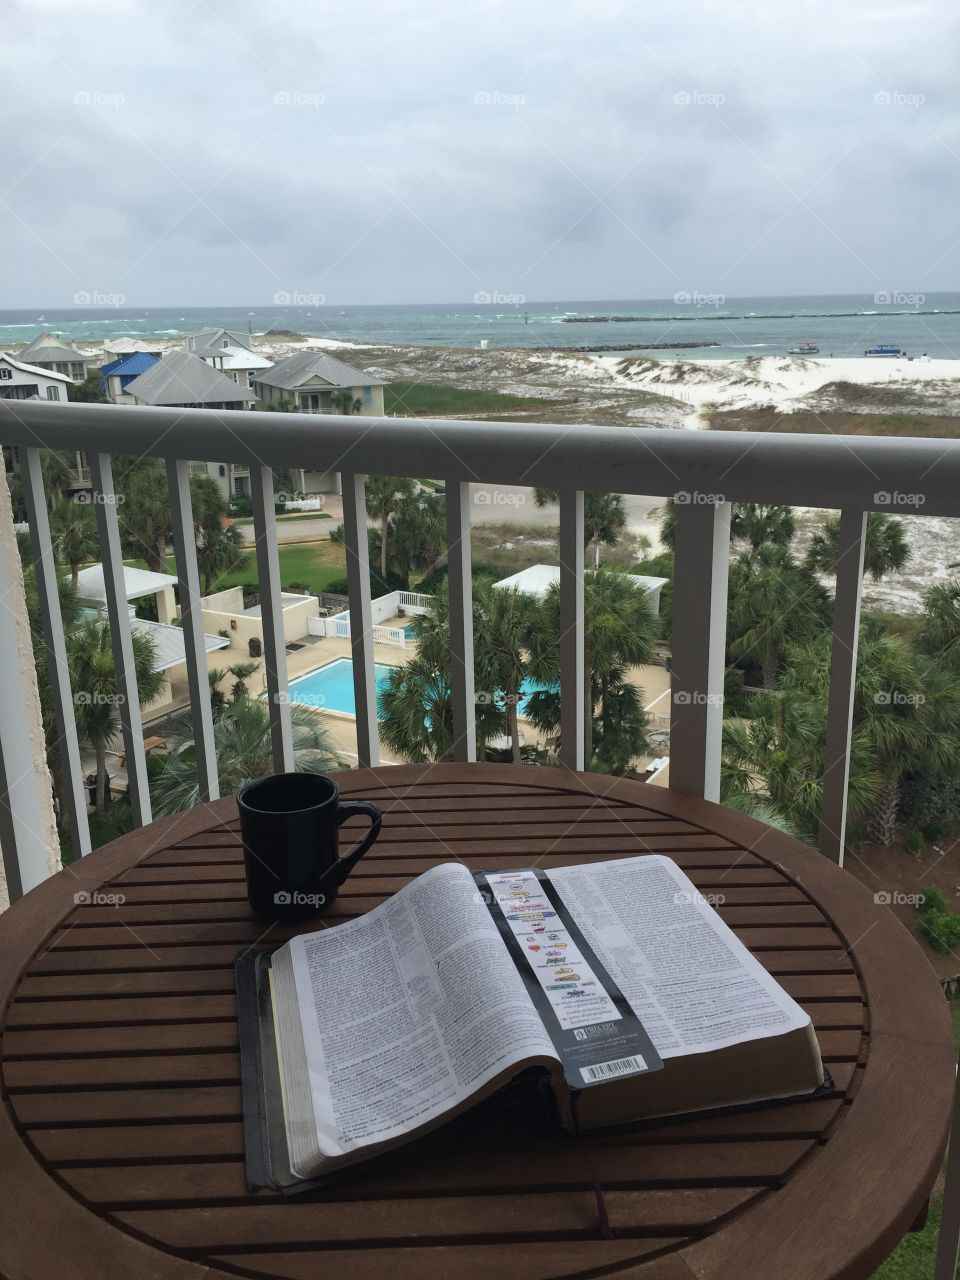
[547,855,810,1059]
[284,862,558,1160]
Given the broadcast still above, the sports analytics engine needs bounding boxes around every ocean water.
[3,294,960,360]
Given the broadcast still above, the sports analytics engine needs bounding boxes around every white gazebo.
[75,564,180,624]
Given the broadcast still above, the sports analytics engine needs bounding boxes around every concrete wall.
[198,589,319,653]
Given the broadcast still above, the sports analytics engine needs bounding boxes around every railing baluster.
[559,490,585,771]
[166,459,219,802]
[21,449,91,858]
[670,498,731,801]
[89,453,152,826]
[0,471,59,898]
[935,1058,960,1280]
[445,481,475,762]
[819,509,866,865]
[250,464,293,773]
[340,472,379,768]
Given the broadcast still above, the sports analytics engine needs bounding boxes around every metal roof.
[15,332,88,364]
[493,564,669,598]
[99,352,160,378]
[131,618,229,672]
[123,348,256,406]
[75,564,178,605]
[251,349,384,392]
[183,327,254,352]
[0,353,72,382]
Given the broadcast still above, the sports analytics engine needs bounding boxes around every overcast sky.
[3,0,959,306]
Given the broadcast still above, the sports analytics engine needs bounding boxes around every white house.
[0,353,72,403]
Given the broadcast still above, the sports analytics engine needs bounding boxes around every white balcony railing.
[2,399,960,1273]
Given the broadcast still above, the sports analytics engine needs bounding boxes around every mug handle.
[335,800,382,884]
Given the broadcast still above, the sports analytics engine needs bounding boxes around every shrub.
[919,886,948,916]
[906,829,925,855]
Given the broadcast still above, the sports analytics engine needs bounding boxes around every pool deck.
[145,633,672,776]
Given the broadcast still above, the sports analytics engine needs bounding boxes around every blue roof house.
[99,351,160,402]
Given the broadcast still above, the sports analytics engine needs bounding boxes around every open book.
[244,855,824,1187]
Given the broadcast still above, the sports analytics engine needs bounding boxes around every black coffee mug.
[238,773,382,920]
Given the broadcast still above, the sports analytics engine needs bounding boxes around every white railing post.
[559,490,585,771]
[251,465,293,773]
[935,1058,960,1280]
[0,468,60,899]
[89,453,152,827]
[670,498,731,801]
[445,481,476,763]
[819,509,867,865]
[166,459,219,802]
[21,449,91,857]
[340,472,380,768]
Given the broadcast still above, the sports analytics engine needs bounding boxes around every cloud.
[2,0,959,304]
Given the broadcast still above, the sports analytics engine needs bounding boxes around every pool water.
[286,659,554,720]
[287,659,395,716]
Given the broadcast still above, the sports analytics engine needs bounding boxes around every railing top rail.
[3,400,960,515]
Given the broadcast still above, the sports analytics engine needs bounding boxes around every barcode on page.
[580,1054,646,1083]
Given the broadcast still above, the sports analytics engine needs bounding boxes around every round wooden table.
[0,764,953,1280]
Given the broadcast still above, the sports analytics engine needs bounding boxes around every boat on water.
[788,341,819,355]
[865,344,904,357]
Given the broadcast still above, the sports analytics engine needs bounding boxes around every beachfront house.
[183,332,273,397]
[13,332,90,382]
[249,351,387,497]
[251,351,385,416]
[0,353,72,403]
[123,348,255,412]
[98,351,160,404]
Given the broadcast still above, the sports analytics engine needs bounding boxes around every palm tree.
[196,519,247,594]
[780,622,960,845]
[727,544,832,689]
[474,583,549,763]
[730,504,796,551]
[50,499,99,589]
[365,476,416,581]
[66,620,166,810]
[208,667,229,713]
[114,458,174,573]
[152,699,342,815]
[529,570,657,765]
[805,512,910,582]
[391,493,447,584]
[533,490,627,567]
[917,580,960,670]
[378,584,503,761]
[227,660,260,701]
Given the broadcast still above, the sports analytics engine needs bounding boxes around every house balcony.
[1,400,960,1273]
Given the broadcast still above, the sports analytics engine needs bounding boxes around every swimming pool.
[286,658,553,720]
[287,659,396,716]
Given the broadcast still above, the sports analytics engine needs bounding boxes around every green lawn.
[158,541,347,596]
[871,1004,960,1277]
[384,381,567,418]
